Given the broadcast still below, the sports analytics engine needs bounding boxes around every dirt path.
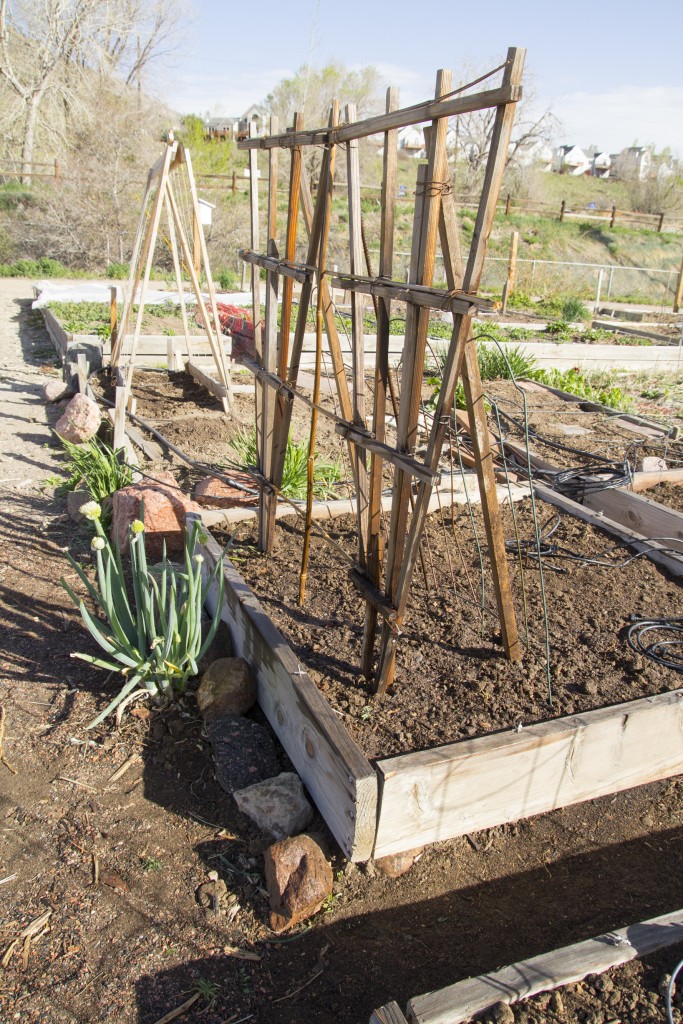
[1,281,683,1024]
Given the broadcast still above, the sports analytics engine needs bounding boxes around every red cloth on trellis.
[194,302,257,361]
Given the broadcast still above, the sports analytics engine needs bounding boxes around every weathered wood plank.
[407,909,683,1024]
[185,360,227,399]
[194,519,378,861]
[583,485,683,551]
[239,248,313,283]
[374,688,683,859]
[370,1002,410,1024]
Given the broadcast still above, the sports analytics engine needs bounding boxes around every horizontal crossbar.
[238,84,522,149]
[239,249,315,283]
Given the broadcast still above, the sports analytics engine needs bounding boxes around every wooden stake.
[164,192,193,362]
[361,85,399,679]
[109,286,118,353]
[501,229,519,311]
[674,249,683,313]
[376,50,525,694]
[249,120,264,483]
[183,146,232,412]
[376,69,453,693]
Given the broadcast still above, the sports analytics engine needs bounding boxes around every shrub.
[560,296,589,321]
[62,507,225,728]
[107,262,129,279]
[58,437,133,502]
[228,428,342,500]
[216,267,239,291]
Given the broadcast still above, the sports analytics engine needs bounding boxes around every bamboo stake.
[249,120,264,480]
[299,103,339,605]
[345,101,369,564]
[267,106,341,530]
[361,85,399,678]
[113,169,156,365]
[258,114,279,551]
[264,112,303,548]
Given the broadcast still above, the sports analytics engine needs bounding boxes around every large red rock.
[111,471,202,556]
[42,379,73,403]
[194,472,259,508]
[263,835,332,933]
[55,393,101,442]
[374,847,423,878]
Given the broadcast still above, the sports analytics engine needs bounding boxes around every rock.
[66,487,91,521]
[42,379,73,403]
[490,1002,515,1024]
[196,878,228,913]
[580,678,598,696]
[233,772,314,840]
[549,991,564,1014]
[197,618,234,674]
[55,393,101,443]
[642,456,667,473]
[194,472,259,508]
[207,714,279,794]
[375,847,423,879]
[197,657,256,720]
[263,834,332,933]
[111,471,202,557]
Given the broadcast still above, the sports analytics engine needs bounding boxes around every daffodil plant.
[62,502,225,728]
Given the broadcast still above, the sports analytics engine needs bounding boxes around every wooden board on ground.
[194,518,378,861]
[406,909,683,1024]
[373,688,683,859]
[370,1003,410,1024]
[583,485,683,552]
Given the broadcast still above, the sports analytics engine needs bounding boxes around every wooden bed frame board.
[192,516,378,862]
[403,908,683,1024]
[372,688,683,859]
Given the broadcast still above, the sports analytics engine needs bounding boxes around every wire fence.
[367,250,682,307]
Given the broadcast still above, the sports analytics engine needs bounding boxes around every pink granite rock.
[55,393,101,443]
[374,847,423,878]
[42,379,73,403]
[194,472,259,508]
[111,471,202,557]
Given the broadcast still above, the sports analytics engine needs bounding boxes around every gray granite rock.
[206,714,279,794]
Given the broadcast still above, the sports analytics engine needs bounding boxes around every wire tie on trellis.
[414,180,453,198]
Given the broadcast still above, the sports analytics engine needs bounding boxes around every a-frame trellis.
[110,136,233,416]
[238,48,525,694]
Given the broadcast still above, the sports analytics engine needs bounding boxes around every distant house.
[591,152,611,178]
[613,146,651,180]
[553,145,591,176]
[511,139,553,172]
[398,126,425,158]
[204,105,265,142]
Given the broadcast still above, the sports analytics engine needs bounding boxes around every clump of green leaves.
[0,256,73,277]
[228,428,342,500]
[560,296,589,321]
[541,367,632,410]
[58,436,133,502]
[62,507,225,728]
[106,262,129,279]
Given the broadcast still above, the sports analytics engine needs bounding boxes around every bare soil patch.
[3,284,683,1024]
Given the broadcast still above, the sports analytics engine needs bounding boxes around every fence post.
[559,200,565,223]
[674,250,683,313]
[607,266,614,298]
[595,268,604,309]
[610,204,616,229]
[501,229,519,312]
[505,193,511,216]
[658,212,665,233]
[232,171,237,195]
[54,157,59,179]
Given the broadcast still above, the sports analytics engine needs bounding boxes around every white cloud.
[552,85,683,156]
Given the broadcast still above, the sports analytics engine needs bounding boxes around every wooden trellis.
[238,48,526,693]
[111,136,233,417]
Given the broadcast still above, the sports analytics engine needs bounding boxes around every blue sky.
[158,0,683,155]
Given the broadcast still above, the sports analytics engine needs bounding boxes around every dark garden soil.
[647,481,683,514]
[2,281,683,1024]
